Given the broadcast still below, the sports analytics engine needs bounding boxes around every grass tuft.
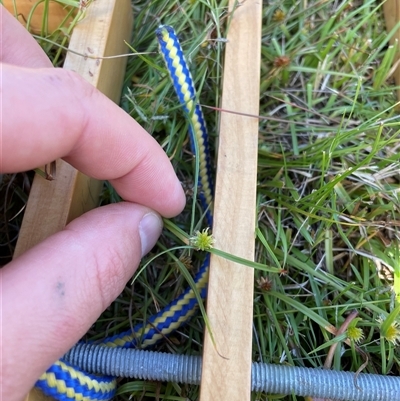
[110,1,400,399]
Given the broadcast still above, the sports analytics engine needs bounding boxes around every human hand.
[0,7,186,401]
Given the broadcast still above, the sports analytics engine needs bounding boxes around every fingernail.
[139,213,163,257]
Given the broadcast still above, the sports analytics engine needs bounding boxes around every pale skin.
[0,6,186,401]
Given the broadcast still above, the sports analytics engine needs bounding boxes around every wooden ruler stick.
[199,1,262,400]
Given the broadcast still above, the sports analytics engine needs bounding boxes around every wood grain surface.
[199,0,262,400]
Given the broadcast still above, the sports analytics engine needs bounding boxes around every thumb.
[1,202,163,401]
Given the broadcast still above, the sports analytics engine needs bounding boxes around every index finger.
[1,64,186,218]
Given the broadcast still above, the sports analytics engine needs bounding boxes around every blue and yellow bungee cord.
[35,25,213,401]
[156,25,214,226]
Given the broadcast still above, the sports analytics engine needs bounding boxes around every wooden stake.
[383,0,400,100]
[14,1,133,400]
[199,1,261,400]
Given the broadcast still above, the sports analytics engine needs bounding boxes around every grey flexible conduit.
[65,343,400,401]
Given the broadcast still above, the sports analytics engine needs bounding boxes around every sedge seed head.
[273,9,286,22]
[383,321,400,345]
[273,55,291,68]
[377,315,400,346]
[189,228,215,251]
[347,326,365,344]
[179,255,193,270]
[257,276,273,291]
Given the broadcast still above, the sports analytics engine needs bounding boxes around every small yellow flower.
[189,228,215,251]
[377,315,400,346]
[347,326,365,344]
[385,323,400,345]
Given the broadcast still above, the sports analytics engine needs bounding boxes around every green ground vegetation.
[2,0,400,400]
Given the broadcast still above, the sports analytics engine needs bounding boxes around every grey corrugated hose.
[64,343,400,401]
